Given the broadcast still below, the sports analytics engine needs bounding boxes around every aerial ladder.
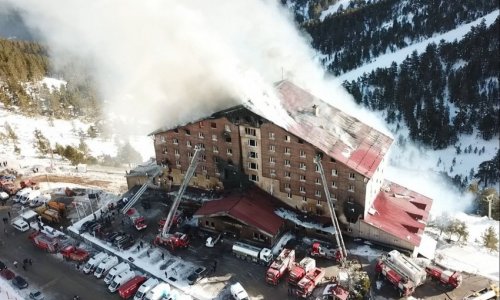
[154,146,203,249]
[121,168,162,214]
[314,156,348,266]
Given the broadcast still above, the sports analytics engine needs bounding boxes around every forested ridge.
[0,38,100,119]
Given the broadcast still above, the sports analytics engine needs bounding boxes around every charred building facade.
[150,81,433,254]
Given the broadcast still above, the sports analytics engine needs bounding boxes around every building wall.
[153,117,241,189]
[126,175,148,190]
[198,216,278,246]
[350,219,415,251]
[364,155,389,217]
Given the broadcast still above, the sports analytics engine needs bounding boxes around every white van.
[14,188,32,203]
[94,256,119,279]
[83,252,108,274]
[21,190,41,205]
[108,270,136,293]
[144,282,170,300]
[29,193,50,208]
[104,262,130,284]
[134,278,159,300]
[11,218,30,232]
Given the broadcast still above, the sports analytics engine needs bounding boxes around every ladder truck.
[154,146,203,250]
[425,264,462,288]
[314,156,347,265]
[265,248,295,285]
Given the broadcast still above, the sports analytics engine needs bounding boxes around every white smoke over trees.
[2,0,476,213]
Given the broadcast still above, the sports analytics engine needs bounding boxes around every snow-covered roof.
[126,160,162,178]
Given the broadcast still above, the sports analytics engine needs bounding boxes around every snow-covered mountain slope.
[334,10,499,82]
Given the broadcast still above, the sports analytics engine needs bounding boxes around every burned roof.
[126,160,162,178]
[364,180,433,247]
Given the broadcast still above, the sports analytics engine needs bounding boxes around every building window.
[249,151,258,159]
[284,183,291,190]
[201,166,207,172]
[248,162,258,170]
[285,147,291,155]
[317,199,322,206]
[193,172,197,178]
[299,186,305,194]
[201,154,206,161]
[348,185,355,192]
[211,122,217,129]
[213,146,219,153]
[205,175,210,180]
[174,149,180,155]
[227,148,233,156]
[299,175,306,182]
[212,134,217,141]
[185,129,190,136]
[349,173,355,180]
[188,152,193,158]
[159,136,166,143]
[199,121,204,128]
[249,174,259,182]
[315,164,320,172]
[332,169,338,176]
[287,192,292,199]
[214,157,219,163]
[270,169,276,177]
[315,178,321,185]
[173,128,179,133]
[299,150,306,158]
[332,181,337,189]
[284,160,291,167]
[173,138,179,145]
[248,139,257,147]
[330,158,336,163]
[175,160,181,167]
[224,124,231,132]
[269,132,275,139]
[332,193,337,200]
[298,138,304,144]
[162,147,167,154]
[284,171,291,178]
[186,141,192,147]
[199,143,205,150]
[269,145,275,152]
[315,190,322,197]
[299,163,306,170]
[198,132,204,139]
[269,156,276,163]
[225,137,232,143]
[245,128,256,136]
[285,135,291,142]
[302,196,307,202]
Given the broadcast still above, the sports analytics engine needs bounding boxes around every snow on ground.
[0,278,24,300]
[348,244,384,262]
[40,77,67,93]
[272,232,294,255]
[336,10,499,82]
[426,212,500,281]
[275,208,336,234]
[319,0,352,21]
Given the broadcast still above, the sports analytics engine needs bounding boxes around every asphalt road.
[1,206,118,300]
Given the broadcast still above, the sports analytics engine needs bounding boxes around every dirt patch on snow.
[28,174,118,190]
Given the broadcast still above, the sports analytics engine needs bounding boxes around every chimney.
[312,104,319,117]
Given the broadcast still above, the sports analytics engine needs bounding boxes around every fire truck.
[375,257,416,297]
[126,208,147,231]
[288,257,316,286]
[425,264,462,288]
[60,245,90,262]
[296,267,325,298]
[265,248,295,285]
[386,250,427,286]
[30,232,60,253]
[310,241,343,262]
[155,147,203,251]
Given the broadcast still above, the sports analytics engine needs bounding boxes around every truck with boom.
[296,267,325,298]
[386,250,427,286]
[375,257,416,297]
[126,208,147,230]
[425,264,462,288]
[310,241,343,262]
[288,257,316,286]
[266,248,295,285]
[232,242,273,265]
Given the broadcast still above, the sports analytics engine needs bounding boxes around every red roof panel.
[364,180,433,246]
[194,192,284,236]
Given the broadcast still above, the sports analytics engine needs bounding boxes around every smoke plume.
[3,0,474,213]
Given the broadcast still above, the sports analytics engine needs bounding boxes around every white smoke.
[3,0,474,213]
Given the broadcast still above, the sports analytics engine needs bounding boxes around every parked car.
[12,275,29,289]
[11,218,30,232]
[79,221,96,233]
[0,268,15,280]
[29,290,45,300]
[187,267,207,285]
[230,282,249,300]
